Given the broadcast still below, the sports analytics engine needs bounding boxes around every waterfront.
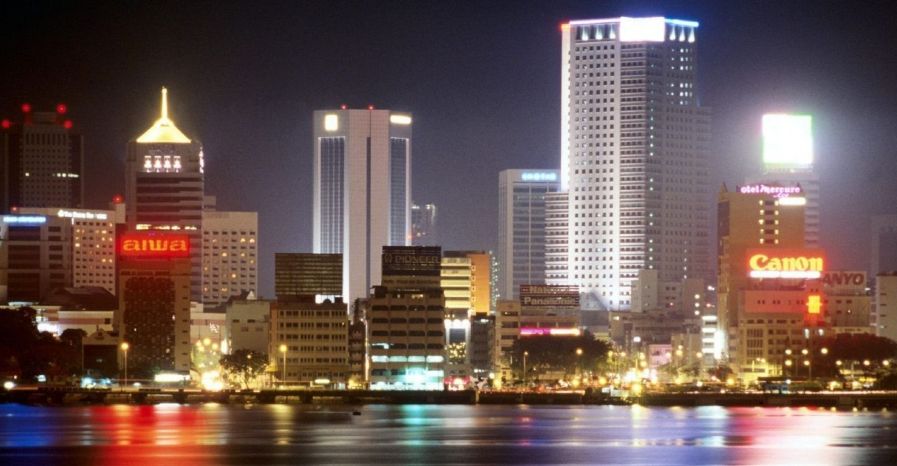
[1,404,896,465]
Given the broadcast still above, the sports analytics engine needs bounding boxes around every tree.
[219,350,268,389]
[0,308,79,380]
[510,331,610,381]
[811,333,897,378]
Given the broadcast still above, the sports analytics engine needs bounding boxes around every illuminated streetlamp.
[120,342,130,390]
[279,344,288,386]
[523,351,529,389]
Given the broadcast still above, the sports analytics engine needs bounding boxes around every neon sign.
[57,209,108,220]
[738,184,802,198]
[807,295,821,314]
[3,215,46,224]
[519,327,581,337]
[119,233,190,258]
[521,172,558,182]
[747,249,824,279]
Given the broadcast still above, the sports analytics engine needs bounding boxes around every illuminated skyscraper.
[561,17,711,310]
[497,169,559,300]
[312,108,412,302]
[746,114,819,248]
[201,208,258,306]
[1,103,83,211]
[125,88,204,301]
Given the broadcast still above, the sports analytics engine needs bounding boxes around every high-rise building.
[126,88,204,301]
[270,251,349,388]
[497,169,559,300]
[467,251,492,315]
[871,215,897,275]
[312,109,412,302]
[716,185,807,367]
[1,104,83,212]
[116,232,192,373]
[746,114,819,248]
[411,202,437,246]
[368,246,445,390]
[201,209,258,305]
[561,17,711,310]
[18,204,126,295]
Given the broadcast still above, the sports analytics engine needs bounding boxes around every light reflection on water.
[1,403,896,465]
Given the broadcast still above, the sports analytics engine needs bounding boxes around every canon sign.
[119,234,190,258]
[747,248,824,279]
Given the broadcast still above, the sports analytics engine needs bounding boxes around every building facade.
[116,233,193,373]
[871,215,897,276]
[19,204,125,295]
[368,246,445,390]
[0,214,72,303]
[497,169,559,300]
[274,253,342,300]
[126,88,204,301]
[201,209,258,305]
[1,104,83,212]
[312,109,412,302]
[561,17,711,310]
[876,273,897,342]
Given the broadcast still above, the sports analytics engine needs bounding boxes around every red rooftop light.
[340,104,347,110]
[368,104,375,110]
[113,194,124,204]
[1,119,9,129]
[56,104,68,114]
[63,120,73,129]
[21,103,31,113]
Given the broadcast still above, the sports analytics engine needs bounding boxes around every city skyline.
[2,1,896,298]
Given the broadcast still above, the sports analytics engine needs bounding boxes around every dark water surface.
[1,403,896,465]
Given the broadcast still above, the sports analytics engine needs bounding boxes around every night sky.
[2,0,896,298]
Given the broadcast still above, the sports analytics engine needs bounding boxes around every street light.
[279,344,287,387]
[523,350,529,389]
[575,348,584,385]
[120,342,129,390]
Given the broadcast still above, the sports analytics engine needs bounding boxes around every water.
[1,403,896,465]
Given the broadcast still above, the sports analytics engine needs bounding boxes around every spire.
[136,86,191,144]
[161,87,169,120]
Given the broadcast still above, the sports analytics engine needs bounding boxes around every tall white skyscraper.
[312,108,412,302]
[126,88,205,301]
[497,169,559,299]
[561,17,711,310]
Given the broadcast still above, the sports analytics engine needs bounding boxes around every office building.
[368,246,445,390]
[312,108,412,303]
[0,214,72,303]
[875,273,897,342]
[493,285,581,379]
[497,169,559,300]
[717,184,806,363]
[544,191,570,286]
[467,251,492,315]
[871,215,897,275]
[225,298,270,355]
[19,204,125,295]
[274,253,342,300]
[746,114,819,248]
[1,103,83,212]
[116,232,192,373]
[126,88,204,301]
[271,252,348,387]
[821,271,872,333]
[202,209,258,305]
[411,202,437,245]
[560,17,711,310]
[271,296,349,387]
